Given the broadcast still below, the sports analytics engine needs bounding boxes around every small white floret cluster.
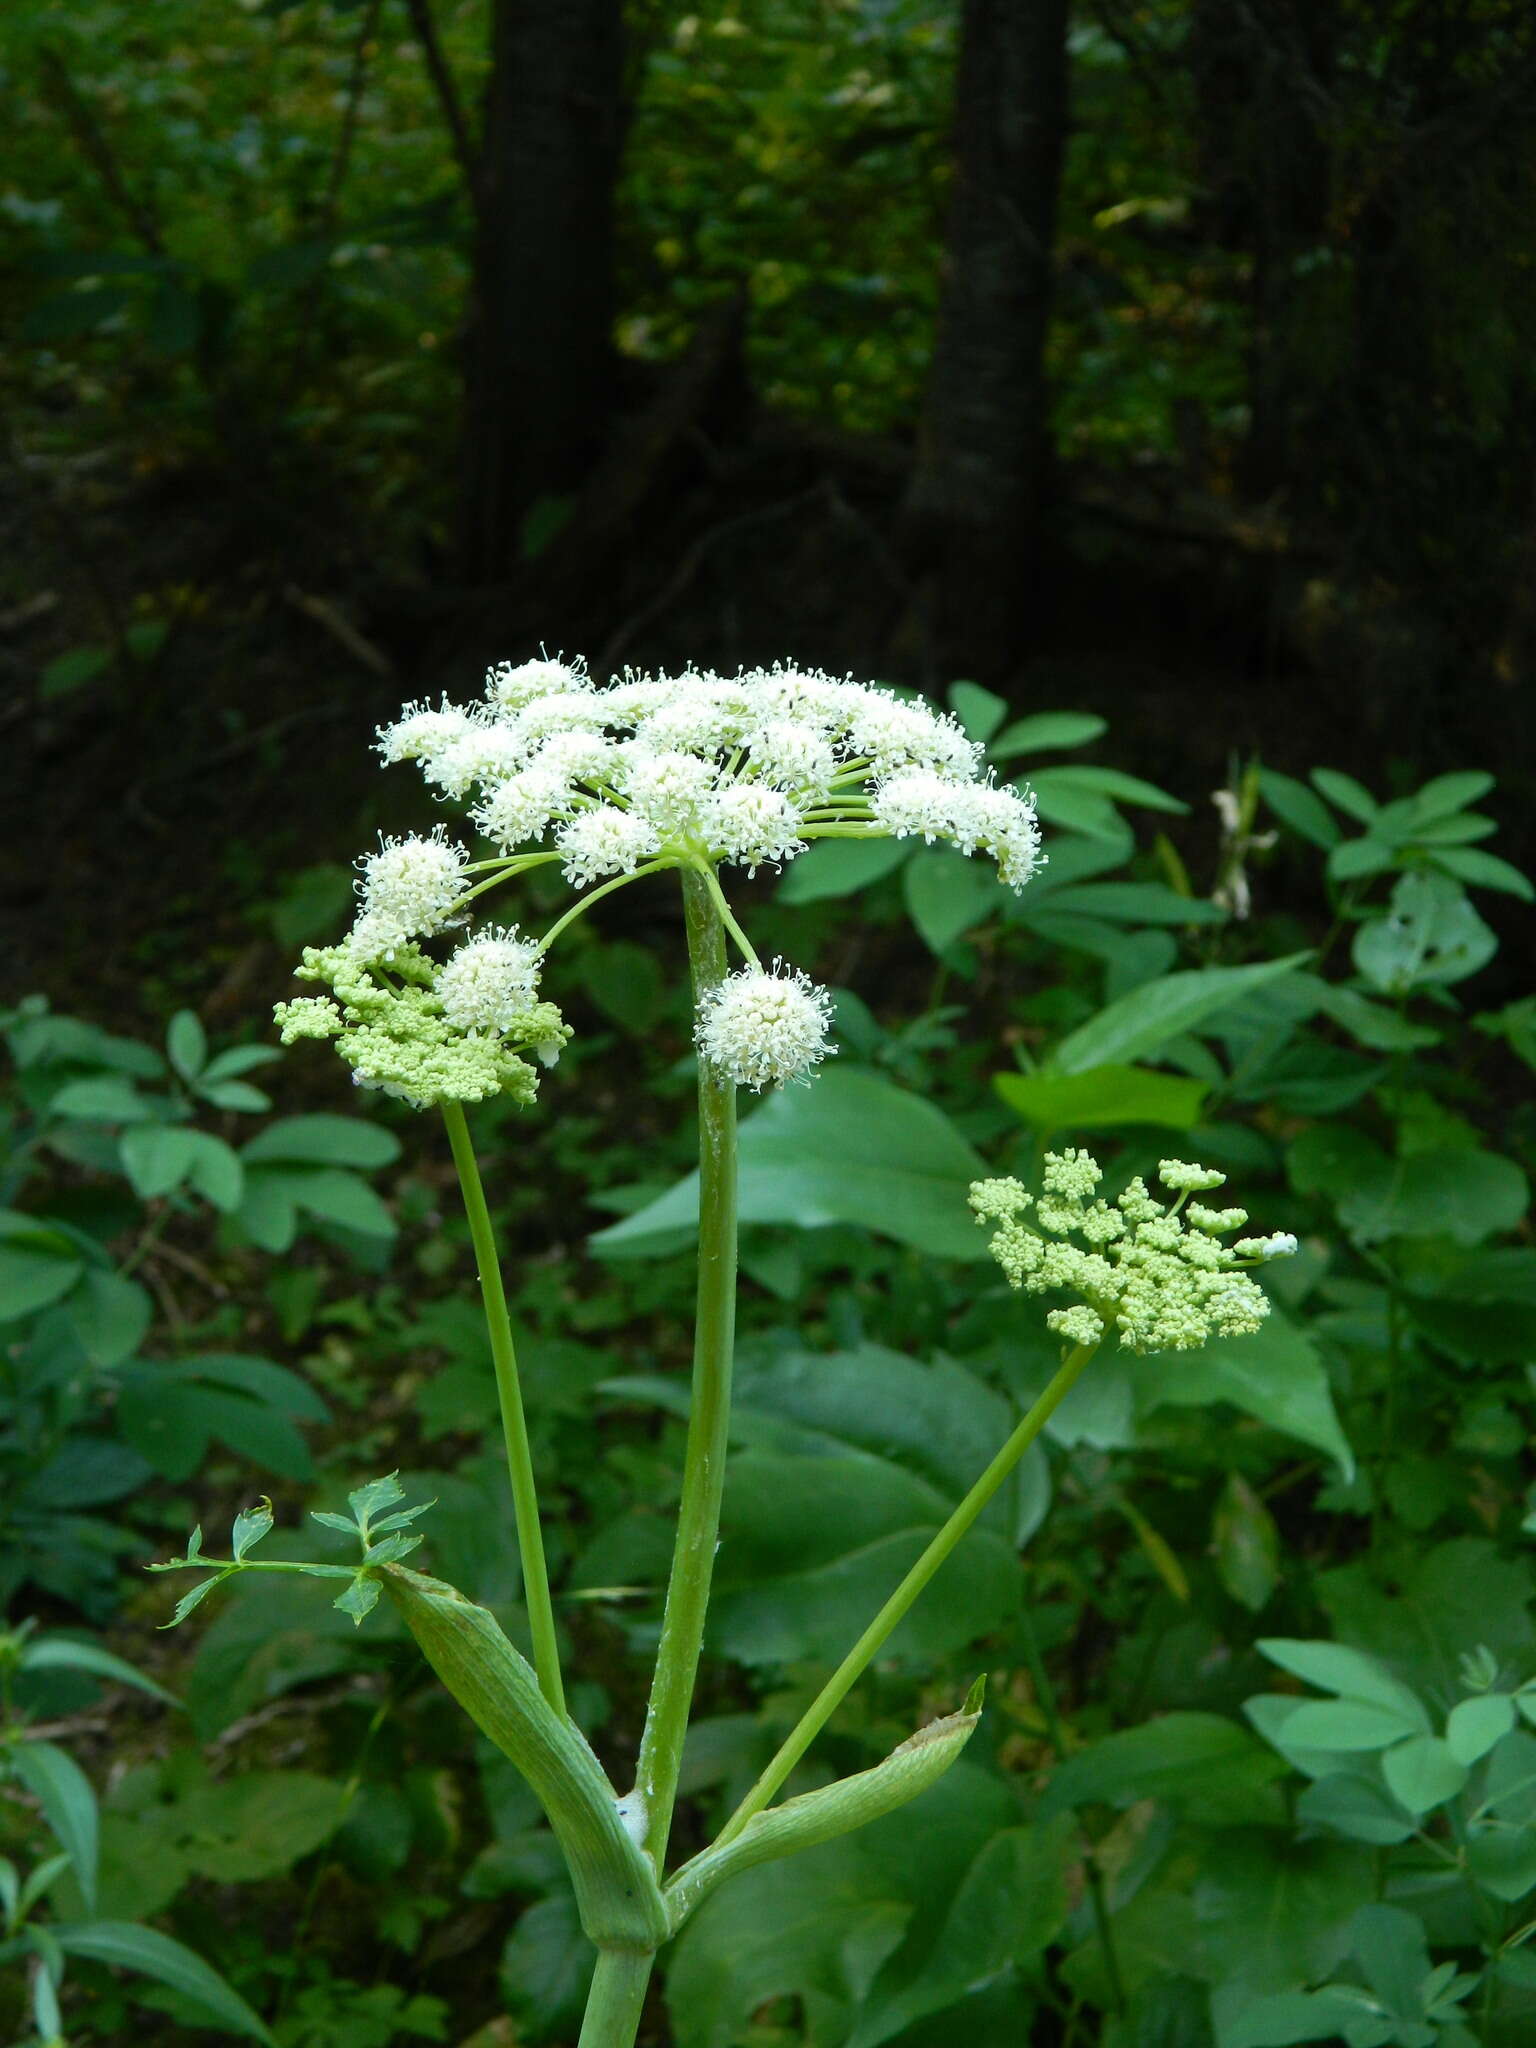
[970,1152,1296,1355]
[372,654,1042,896]
[696,962,834,1091]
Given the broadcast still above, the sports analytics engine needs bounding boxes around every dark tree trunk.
[903,0,1070,675]
[460,0,628,585]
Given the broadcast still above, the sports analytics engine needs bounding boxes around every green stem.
[691,857,761,969]
[633,866,739,1870]
[714,1341,1098,1847]
[577,1950,654,2048]
[441,1100,564,1715]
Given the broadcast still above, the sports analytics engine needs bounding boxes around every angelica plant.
[156,654,1293,2048]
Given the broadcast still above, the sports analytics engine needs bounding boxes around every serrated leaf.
[362,1532,424,1565]
[162,1576,225,1627]
[348,1472,406,1526]
[230,1501,274,1561]
[310,1510,360,1537]
[334,1574,383,1624]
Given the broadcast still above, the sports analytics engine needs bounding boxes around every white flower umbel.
[355,827,469,955]
[486,655,592,711]
[696,962,834,1090]
[557,805,663,886]
[437,927,543,1035]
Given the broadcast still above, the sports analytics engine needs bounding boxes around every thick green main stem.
[577,1951,653,2047]
[442,1100,565,1716]
[714,1341,1098,1847]
[633,866,739,1872]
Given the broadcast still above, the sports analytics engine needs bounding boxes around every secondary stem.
[714,1341,1098,1847]
[632,865,739,1871]
[441,1099,565,1715]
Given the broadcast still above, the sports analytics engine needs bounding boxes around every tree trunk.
[460,0,628,585]
[903,0,1070,675]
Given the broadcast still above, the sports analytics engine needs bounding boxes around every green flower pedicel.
[157,653,1299,2048]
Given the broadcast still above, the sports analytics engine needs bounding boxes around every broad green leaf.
[501,1892,593,2035]
[710,1451,1020,1667]
[843,1813,1076,2047]
[288,1166,396,1237]
[947,680,1008,741]
[990,711,1107,760]
[47,1076,159,1123]
[1049,953,1311,1074]
[1381,1734,1467,1814]
[1353,872,1497,993]
[120,1124,200,1200]
[1326,835,1397,881]
[903,849,1004,955]
[1295,1774,1415,1845]
[66,1270,152,1368]
[9,1742,97,1911]
[165,1011,208,1081]
[1215,1986,1371,2048]
[1258,769,1342,849]
[995,1062,1208,1133]
[1039,1712,1286,1825]
[1194,1834,1373,1995]
[777,837,910,903]
[1428,846,1534,899]
[1140,1311,1354,1476]
[1031,764,1186,813]
[0,1241,84,1321]
[1284,1700,1425,1751]
[55,1921,274,2042]
[184,1132,244,1211]
[1257,1640,1430,1726]
[593,1068,988,1261]
[1466,1826,1536,1901]
[1321,1540,1535,1699]
[230,1501,274,1561]
[1339,1147,1528,1247]
[240,1115,401,1170]
[1446,1693,1516,1765]
[1401,770,1496,821]
[1311,768,1378,822]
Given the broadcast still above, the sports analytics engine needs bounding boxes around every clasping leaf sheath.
[382,1565,668,1950]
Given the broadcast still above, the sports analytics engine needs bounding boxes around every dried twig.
[283,585,396,677]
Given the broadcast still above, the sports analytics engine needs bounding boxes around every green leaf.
[9,1742,97,1911]
[164,1577,224,1626]
[183,1131,244,1211]
[20,1639,179,1708]
[995,1062,1208,1133]
[241,1115,400,1170]
[1215,1986,1372,2048]
[1427,847,1534,900]
[1295,1774,1415,1846]
[334,1574,382,1624]
[1258,769,1342,849]
[593,1068,988,1262]
[1402,770,1496,821]
[1446,1694,1516,1765]
[1466,1825,1536,1901]
[1353,873,1497,993]
[500,1893,593,2035]
[1049,953,1312,1074]
[1326,836,1398,881]
[777,837,910,903]
[66,1270,152,1368]
[947,681,1008,742]
[165,1011,208,1082]
[1284,1700,1425,1751]
[347,1472,406,1526]
[1196,1834,1374,1996]
[48,1076,159,1124]
[119,1124,199,1199]
[1031,764,1187,813]
[1380,1734,1468,1812]
[1140,1311,1354,1476]
[1043,880,1226,926]
[40,641,113,697]
[55,1921,275,2042]
[989,711,1107,759]
[1039,1713,1286,1824]
[1213,1474,1280,1612]
[288,1167,396,1237]
[1342,1147,1528,1247]
[1257,1640,1427,1722]
[230,1501,274,1561]
[1311,768,1379,822]
[0,1241,84,1321]
[903,849,1004,955]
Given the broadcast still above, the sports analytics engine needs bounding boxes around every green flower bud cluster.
[275,937,570,1110]
[969,1149,1295,1354]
